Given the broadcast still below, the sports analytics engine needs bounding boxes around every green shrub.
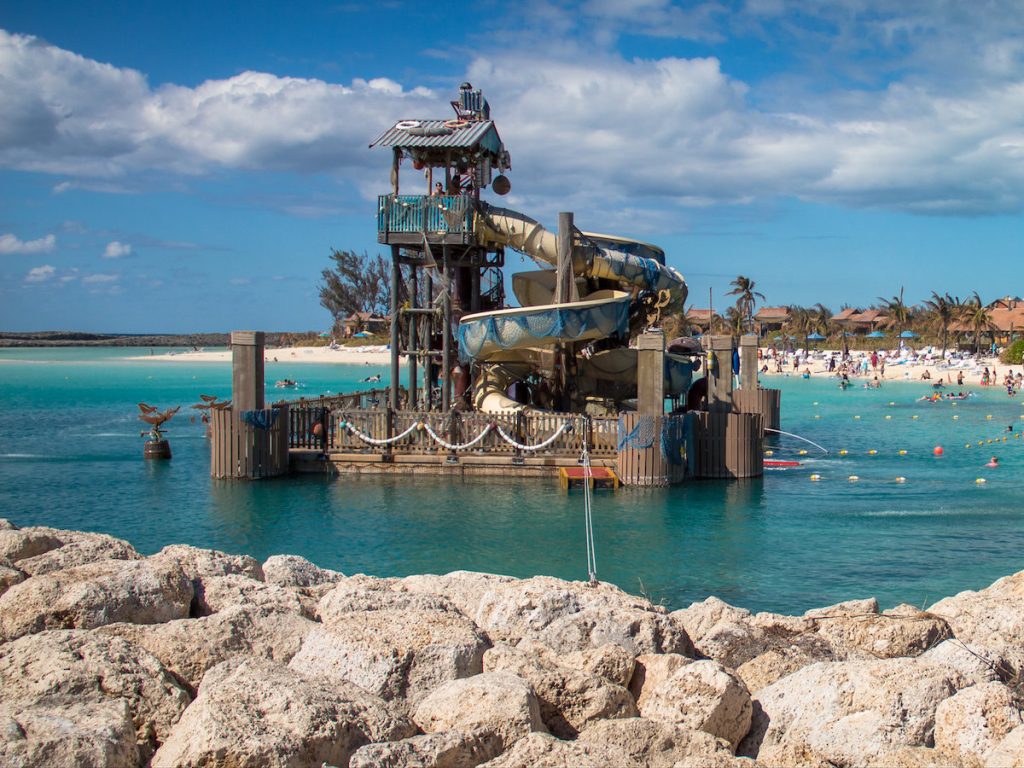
[1000,338,1024,365]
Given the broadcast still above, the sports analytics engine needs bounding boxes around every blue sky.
[1,1,1023,333]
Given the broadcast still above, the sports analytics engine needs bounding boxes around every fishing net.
[241,409,280,430]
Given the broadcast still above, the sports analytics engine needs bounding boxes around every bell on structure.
[492,175,511,195]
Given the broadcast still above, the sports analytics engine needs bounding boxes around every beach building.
[753,306,791,338]
[834,308,889,335]
[341,312,388,338]
[685,308,721,335]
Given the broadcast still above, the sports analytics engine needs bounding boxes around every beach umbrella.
[807,332,826,340]
[867,331,886,338]
[900,330,919,338]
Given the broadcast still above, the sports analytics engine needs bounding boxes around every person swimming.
[361,373,382,383]
[986,456,1000,468]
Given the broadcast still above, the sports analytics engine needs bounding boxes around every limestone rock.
[629,653,693,710]
[740,658,967,766]
[0,559,24,597]
[0,557,192,641]
[473,575,693,657]
[15,533,141,576]
[0,700,140,768]
[262,553,344,589]
[152,656,416,768]
[640,660,753,751]
[930,573,1024,676]
[736,643,830,693]
[920,639,1006,685]
[350,729,504,768]
[934,682,1024,768]
[414,672,547,748]
[99,604,316,690]
[198,573,317,618]
[483,641,638,738]
[0,518,15,530]
[150,544,264,616]
[477,728,749,768]
[561,643,635,687]
[577,717,737,767]
[0,528,62,563]
[814,604,952,660]
[398,571,518,619]
[670,596,752,646]
[985,724,1024,767]
[0,629,191,761]
[804,596,880,619]
[289,588,489,713]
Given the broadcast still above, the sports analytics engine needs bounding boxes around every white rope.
[342,420,421,446]
[421,422,493,451]
[581,445,598,584]
[495,422,572,451]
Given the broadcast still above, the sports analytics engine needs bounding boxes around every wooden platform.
[558,466,620,490]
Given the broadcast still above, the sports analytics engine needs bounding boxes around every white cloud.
[2,13,1024,218]
[24,264,55,282]
[83,273,119,284]
[0,233,56,254]
[102,241,132,259]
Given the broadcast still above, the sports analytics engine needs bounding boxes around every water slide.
[457,204,694,412]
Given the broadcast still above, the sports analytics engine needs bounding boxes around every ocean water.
[1,347,1023,615]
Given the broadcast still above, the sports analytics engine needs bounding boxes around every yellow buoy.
[848,475,860,482]
[798,449,808,456]
[839,449,848,456]
[815,414,821,419]
[885,415,892,420]
[898,450,907,455]
[810,474,821,482]
[813,401,819,406]
[868,449,877,455]
[976,478,987,484]
[912,415,920,420]
[895,476,906,483]
[953,415,959,420]
[987,439,993,444]
[978,440,985,446]
[1003,436,1008,442]
[987,415,993,420]
[764,450,774,457]
[854,415,861,420]
[965,443,971,448]
[889,401,896,406]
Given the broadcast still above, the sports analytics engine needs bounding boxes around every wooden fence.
[210,405,290,479]
[616,413,687,487]
[733,387,781,432]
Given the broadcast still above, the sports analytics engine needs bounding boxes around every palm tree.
[813,303,833,339]
[785,305,815,352]
[962,291,995,353]
[727,276,766,334]
[921,291,959,357]
[724,306,746,338]
[878,287,910,339]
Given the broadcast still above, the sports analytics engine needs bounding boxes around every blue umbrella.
[900,330,918,338]
[866,331,886,338]
[807,332,826,340]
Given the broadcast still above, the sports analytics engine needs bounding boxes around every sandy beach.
[134,343,1019,389]
[130,344,394,365]
[757,348,1010,387]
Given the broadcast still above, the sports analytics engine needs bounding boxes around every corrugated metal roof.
[369,120,504,157]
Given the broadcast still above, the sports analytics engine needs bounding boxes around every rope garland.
[341,417,575,452]
[496,422,573,451]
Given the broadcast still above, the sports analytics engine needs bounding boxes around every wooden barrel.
[685,411,763,478]
[143,440,172,460]
[733,388,781,432]
[616,413,687,487]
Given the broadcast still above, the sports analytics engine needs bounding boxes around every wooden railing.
[377,195,474,236]
[285,399,618,459]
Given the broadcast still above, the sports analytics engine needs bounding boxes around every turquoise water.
[2,347,1023,614]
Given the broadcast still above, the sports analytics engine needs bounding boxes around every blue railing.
[377,195,474,236]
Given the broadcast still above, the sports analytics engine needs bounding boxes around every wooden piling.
[616,413,687,486]
[685,410,763,479]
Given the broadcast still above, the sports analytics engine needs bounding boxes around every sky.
[1,0,1023,333]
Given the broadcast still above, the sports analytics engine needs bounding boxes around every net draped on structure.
[617,414,688,465]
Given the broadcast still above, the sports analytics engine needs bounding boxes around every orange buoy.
[933,446,944,456]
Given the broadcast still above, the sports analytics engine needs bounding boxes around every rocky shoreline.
[1,519,1022,767]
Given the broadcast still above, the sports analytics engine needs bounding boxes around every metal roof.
[369,120,505,157]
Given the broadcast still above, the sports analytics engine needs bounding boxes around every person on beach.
[957,371,964,386]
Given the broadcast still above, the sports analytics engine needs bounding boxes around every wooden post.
[442,245,452,412]
[389,245,401,413]
[408,264,418,409]
[555,213,578,304]
[739,334,758,390]
[231,331,265,412]
[637,330,666,416]
[703,335,735,413]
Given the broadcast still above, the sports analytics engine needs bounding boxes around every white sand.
[759,348,1009,386]
[130,345,393,365]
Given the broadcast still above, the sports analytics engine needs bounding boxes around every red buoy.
[933,445,944,456]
